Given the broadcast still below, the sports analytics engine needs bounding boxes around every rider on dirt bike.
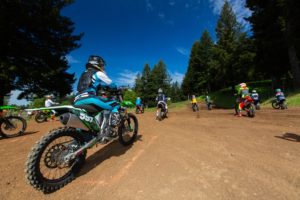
[191,95,199,111]
[275,88,286,103]
[135,97,143,111]
[156,88,168,119]
[251,90,259,108]
[205,95,212,110]
[235,83,250,117]
[74,55,119,140]
[45,95,59,120]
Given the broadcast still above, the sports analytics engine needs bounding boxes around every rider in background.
[275,88,285,103]
[251,89,259,105]
[156,88,168,118]
[235,83,249,117]
[205,95,212,110]
[191,95,198,109]
[45,95,59,120]
[74,55,119,136]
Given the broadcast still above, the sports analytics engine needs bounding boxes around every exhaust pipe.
[60,113,89,131]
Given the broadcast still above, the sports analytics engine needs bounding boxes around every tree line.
[134,61,184,107]
[182,0,300,96]
[1,0,300,108]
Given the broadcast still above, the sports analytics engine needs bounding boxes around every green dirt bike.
[35,109,58,123]
[25,92,138,193]
[0,106,27,138]
[0,115,27,138]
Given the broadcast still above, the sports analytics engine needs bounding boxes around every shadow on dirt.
[275,133,300,142]
[0,131,39,140]
[78,134,143,177]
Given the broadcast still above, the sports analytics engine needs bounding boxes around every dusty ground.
[0,104,300,200]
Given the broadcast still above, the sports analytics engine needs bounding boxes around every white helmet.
[252,90,256,93]
[158,88,163,93]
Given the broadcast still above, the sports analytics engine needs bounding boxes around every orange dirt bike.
[135,104,144,114]
[25,91,138,193]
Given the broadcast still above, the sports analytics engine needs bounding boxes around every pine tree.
[247,0,300,88]
[182,41,200,96]
[0,0,82,107]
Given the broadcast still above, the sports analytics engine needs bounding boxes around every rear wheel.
[272,101,280,109]
[0,116,27,138]
[118,113,138,146]
[35,112,48,123]
[25,127,86,193]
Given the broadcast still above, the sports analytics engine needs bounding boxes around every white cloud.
[208,0,251,26]
[169,71,184,84]
[8,90,29,106]
[145,0,153,11]
[158,12,165,19]
[169,1,175,6]
[176,47,189,56]
[66,55,80,64]
[115,70,139,87]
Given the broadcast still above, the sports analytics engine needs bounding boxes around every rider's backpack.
[77,68,97,93]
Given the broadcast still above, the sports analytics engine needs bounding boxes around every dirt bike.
[156,101,168,121]
[135,104,144,114]
[242,96,255,117]
[192,103,199,112]
[253,100,261,110]
[25,91,138,193]
[272,99,287,109]
[35,109,59,123]
[0,115,27,138]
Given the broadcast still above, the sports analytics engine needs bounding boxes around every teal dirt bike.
[25,92,138,193]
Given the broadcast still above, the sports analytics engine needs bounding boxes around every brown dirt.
[1,105,300,200]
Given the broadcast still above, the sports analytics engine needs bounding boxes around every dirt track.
[1,105,300,200]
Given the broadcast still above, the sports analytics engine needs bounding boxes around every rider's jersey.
[45,99,57,107]
[251,93,259,100]
[77,69,115,96]
[156,94,167,103]
[136,98,142,106]
[238,87,249,98]
[276,92,285,101]
[191,98,197,104]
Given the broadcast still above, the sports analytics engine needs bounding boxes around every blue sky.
[9,0,251,105]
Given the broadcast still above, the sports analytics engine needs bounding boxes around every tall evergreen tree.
[197,30,214,93]
[246,0,300,88]
[0,0,82,107]
[182,41,200,96]
[214,1,243,91]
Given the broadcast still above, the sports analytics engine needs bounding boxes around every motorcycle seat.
[74,104,103,114]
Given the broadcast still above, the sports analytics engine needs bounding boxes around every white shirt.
[45,99,57,107]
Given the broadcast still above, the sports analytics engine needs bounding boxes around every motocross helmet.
[276,88,281,92]
[158,88,163,93]
[239,83,247,88]
[252,90,256,93]
[86,55,106,71]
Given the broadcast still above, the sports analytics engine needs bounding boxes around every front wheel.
[0,116,27,138]
[118,113,138,146]
[25,127,86,193]
[247,104,255,118]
